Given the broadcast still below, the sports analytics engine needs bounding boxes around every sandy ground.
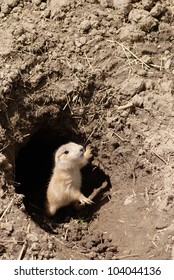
[0,0,174,260]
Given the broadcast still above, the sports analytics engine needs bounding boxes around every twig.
[172,245,174,260]
[89,181,108,201]
[84,123,99,145]
[17,241,28,260]
[52,235,66,245]
[148,63,162,70]
[0,198,14,221]
[113,132,125,142]
[0,142,10,153]
[84,52,95,72]
[145,187,149,204]
[117,253,138,259]
[107,39,150,69]
[152,152,167,164]
[121,44,133,71]
[116,102,133,110]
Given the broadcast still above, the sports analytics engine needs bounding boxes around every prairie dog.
[45,142,93,216]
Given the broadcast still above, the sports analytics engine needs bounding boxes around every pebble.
[5,223,14,235]
[119,24,145,42]
[6,0,19,8]
[0,153,7,166]
[145,79,154,90]
[1,3,11,14]
[142,0,155,11]
[164,58,172,70]
[48,0,70,18]
[150,3,164,17]
[137,69,147,76]
[74,37,87,47]
[124,194,135,205]
[31,242,40,251]
[121,77,145,97]
[113,0,132,16]
[27,233,39,242]
[99,0,113,8]
[32,0,41,5]
[161,80,173,93]
[80,19,91,32]
[128,9,158,32]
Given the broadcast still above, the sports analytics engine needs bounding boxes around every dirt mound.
[0,0,174,259]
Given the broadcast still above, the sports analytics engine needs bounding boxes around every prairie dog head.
[54,142,84,169]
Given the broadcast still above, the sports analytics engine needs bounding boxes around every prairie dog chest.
[68,168,82,190]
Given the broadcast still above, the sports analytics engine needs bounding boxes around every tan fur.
[45,142,93,216]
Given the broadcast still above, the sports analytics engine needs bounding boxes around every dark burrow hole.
[15,127,111,226]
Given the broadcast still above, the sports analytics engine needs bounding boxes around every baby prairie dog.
[45,142,93,217]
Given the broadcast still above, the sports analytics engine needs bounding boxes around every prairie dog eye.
[64,150,69,154]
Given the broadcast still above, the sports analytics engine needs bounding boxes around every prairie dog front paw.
[84,146,92,160]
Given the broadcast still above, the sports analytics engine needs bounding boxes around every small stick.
[116,102,133,110]
[0,198,14,221]
[88,182,108,201]
[117,253,138,259]
[17,241,28,260]
[172,245,174,260]
[84,124,99,145]
[152,152,167,164]
[107,40,150,69]
[0,142,10,152]
[113,132,125,142]
[121,44,133,71]
[84,52,95,72]
[149,63,162,70]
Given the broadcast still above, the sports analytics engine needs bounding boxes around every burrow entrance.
[15,126,110,218]
[15,126,81,212]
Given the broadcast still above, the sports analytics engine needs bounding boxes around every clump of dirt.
[0,0,174,260]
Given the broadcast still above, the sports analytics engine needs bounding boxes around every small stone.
[27,233,39,242]
[150,3,165,17]
[48,0,70,18]
[121,77,145,97]
[5,223,14,235]
[161,80,173,94]
[31,242,40,251]
[137,69,147,76]
[32,0,41,5]
[0,153,7,166]
[43,8,51,18]
[128,9,158,32]
[119,24,145,42]
[145,79,154,90]
[107,245,118,253]
[105,251,114,259]
[164,58,172,70]
[79,36,87,45]
[74,36,86,47]
[124,194,136,205]
[155,216,171,230]
[80,20,91,32]
[6,0,19,8]
[1,3,11,14]
[142,54,152,64]
[142,0,155,11]
[113,0,132,16]
[73,62,84,72]
[40,3,47,10]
